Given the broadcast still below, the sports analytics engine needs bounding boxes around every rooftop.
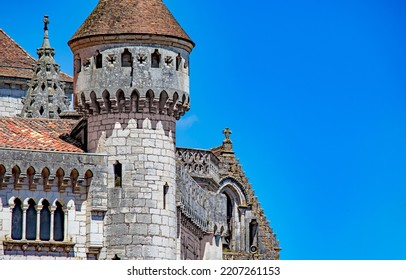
[0,117,83,153]
[69,0,193,47]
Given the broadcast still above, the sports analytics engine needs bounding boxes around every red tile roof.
[69,0,193,45]
[0,29,73,82]
[0,117,83,153]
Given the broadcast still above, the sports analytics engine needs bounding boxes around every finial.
[223,128,232,141]
[222,128,233,152]
[44,15,49,31]
[41,15,51,49]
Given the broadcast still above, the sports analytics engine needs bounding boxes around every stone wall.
[176,165,227,259]
[99,118,178,260]
[0,148,107,259]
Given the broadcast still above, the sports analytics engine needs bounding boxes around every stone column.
[36,206,41,241]
[50,208,55,241]
[64,208,68,242]
[22,207,27,240]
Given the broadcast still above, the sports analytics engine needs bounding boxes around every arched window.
[95,51,103,69]
[121,49,132,67]
[40,200,51,241]
[26,199,37,240]
[11,198,23,240]
[53,202,64,242]
[151,49,161,68]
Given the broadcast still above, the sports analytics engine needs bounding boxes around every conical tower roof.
[69,0,194,51]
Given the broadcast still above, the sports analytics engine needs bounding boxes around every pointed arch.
[131,89,140,113]
[116,89,126,113]
[90,91,100,114]
[159,91,169,114]
[146,90,154,113]
[102,90,111,113]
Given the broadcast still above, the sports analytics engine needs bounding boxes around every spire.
[41,15,51,49]
[20,16,70,119]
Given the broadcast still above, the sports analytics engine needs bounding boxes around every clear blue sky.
[1,0,405,260]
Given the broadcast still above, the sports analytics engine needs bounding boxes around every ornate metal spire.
[20,16,70,119]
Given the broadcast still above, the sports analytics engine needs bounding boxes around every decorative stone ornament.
[20,16,70,119]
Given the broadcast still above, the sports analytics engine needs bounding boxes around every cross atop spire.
[44,15,49,31]
[223,128,232,141]
[222,128,233,153]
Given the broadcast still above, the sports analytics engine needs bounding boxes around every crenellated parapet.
[75,45,190,120]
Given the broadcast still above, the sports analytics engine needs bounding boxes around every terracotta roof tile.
[0,117,83,153]
[69,0,193,45]
[0,29,72,82]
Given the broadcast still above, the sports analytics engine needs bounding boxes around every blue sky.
[1,0,406,259]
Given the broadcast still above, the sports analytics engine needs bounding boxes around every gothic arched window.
[40,200,51,241]
[11,198,23,240]
[26,199,37,240]
[53,202,64,241]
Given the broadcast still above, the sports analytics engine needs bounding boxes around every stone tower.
[21,16,70,119]
[68,0,194,259]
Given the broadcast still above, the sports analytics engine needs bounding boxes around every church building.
[0,0,280,260]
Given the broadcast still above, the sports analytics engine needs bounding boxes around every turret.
[68,0,194,259]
